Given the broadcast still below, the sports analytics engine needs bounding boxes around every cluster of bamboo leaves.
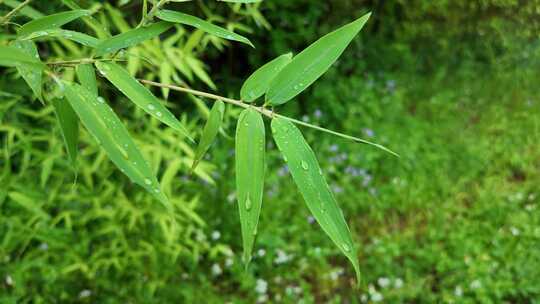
[0,0,394,282]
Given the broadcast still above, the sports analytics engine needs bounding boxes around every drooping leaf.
[266,13,371,105]
[76,63,98,96]
[52,98,79,166]
[0,45,44,67]
[271,117,360,282]
[12,41,43,101]
[235,108,265,265]
[23,29,99,48]
[240,52,292,102]
[3,0,44,19]
[61,81,169,206]
[94,61,192,141]
[156,9,254,47]
[18,10,91,38]
[95,21,172,56]
[191,101,225,171]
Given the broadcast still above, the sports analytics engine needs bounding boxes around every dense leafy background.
[1,0,539,302]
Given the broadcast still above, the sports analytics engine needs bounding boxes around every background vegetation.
[1,0,539,302]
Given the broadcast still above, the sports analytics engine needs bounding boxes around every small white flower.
[78,289,92,299]
[225,258,234,267]
[211,263,222,276]
[255,279,268,294]
[257,249,266,257]
[274,249,290,264]
[227,192,236,203]
[293,286,302,294]
[360,294,368,303]
[394,278,404,289]
[39,243,49,251]
[5,275,13,286]
[510,226,520,236]
[371,292,383,302]
[377,277,391,288]
[257,294,268,303]
[454,286,463,297]
[211,230,221,240]
[470,279,482,289]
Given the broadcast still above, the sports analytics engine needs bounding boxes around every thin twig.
[0,0,33,25]
[139,79,399,157]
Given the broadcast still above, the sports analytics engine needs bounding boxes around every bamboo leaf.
[266,13,371,105]
[12,41,43,101]
[61,81,170,206]
[60,0,110,38]
[18,10,91,38]
[240,52,292,102]
[0,45,44,67]
[94,61,192,141]
[156,9,254,47]
[219,0,262,3]
[271,117,360,282]
[51,98,79,166]
[235,108,265,265]
[191,100,224,171]
[76,63,98,96]
[23,29,99,48]
[95,21,172,56]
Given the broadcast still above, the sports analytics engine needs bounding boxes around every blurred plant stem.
[0,0,33,25]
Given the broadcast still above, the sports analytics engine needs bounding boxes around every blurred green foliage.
[1,0,540,303]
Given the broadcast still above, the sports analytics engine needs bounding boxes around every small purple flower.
[332,185,343,194]
[277,165,289,176]
[314,109,322,119]
[363,128,374,137]
[329,144,339,152]
[362,174,372,187]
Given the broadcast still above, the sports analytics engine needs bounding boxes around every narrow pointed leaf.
[271,117,360,282]
[12,41,43,101]
[60,0,110,38]
[52,98,78,165]
[76,64,98,96]
[61,81,169,206]
[0,45,44,67]
[240,52,292,102]
[266,13,371,105]
[23,29,99,48]
[94,61,192,141]
[191,101,224,171]
[95,21,172,56]
[18,10,91,38]
[235,108,265,265]
[156,10,254,47]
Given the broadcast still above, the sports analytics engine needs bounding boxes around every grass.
[1,54,539,303]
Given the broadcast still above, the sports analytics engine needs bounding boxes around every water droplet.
[147,104,156,111]
[245,196,252,211]
[154,188,160,193]
[156,111,162,117]
[97,96,105,103]
[144,178,152,185]
[283,155,288,162]
[301,160,309,170]
[342,243,351,252]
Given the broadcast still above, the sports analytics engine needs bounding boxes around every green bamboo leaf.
[240,52,292,102]
[156,9,254,47]
[271,117,360,282]
[266,13,371,106]
[235,108,265,265]
[76,64,98,96]
[3,0,44,19]
[94,61,192,141]
[191,101,224,171]
[60,0,110,38]
[12,41,43,101]
[18,10,91,38]
[95,21,172,56]
[0,45,44,67]
[61,81,169,206]
[51,98,79,165]
[23,29,99,48]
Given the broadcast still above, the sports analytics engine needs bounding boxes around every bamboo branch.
[0,0,33,25]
